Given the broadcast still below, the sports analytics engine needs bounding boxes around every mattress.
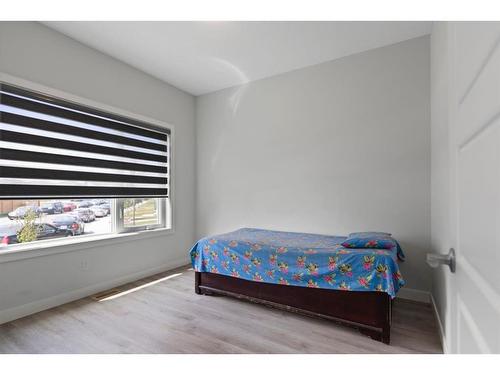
[190,228,405,298]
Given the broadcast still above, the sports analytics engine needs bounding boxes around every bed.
[190,228,405,344]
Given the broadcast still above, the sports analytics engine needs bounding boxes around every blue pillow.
[348,231,392,237]
[342,233,406,261]
[342,234,396,250]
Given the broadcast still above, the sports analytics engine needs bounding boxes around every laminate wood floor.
[0,266,442,354]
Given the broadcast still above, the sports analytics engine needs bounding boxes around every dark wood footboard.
[195,271,391,344]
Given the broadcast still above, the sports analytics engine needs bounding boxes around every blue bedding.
[190,228,405,298]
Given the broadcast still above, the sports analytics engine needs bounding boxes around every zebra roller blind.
[0,83,169,199]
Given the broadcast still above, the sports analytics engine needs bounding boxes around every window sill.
[0,227,174,264]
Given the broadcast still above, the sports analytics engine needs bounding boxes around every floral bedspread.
[190,228,405,298]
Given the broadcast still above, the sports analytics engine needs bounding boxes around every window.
[0,198,169,248]
[117,198,167,232]
[0,82,172,251]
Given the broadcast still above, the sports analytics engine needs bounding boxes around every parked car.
[72,208,95,223]
[7,205,42,220]
[63,202,77,212]
[99,203,111,215]
[40,202,64,215]
[34,223,71,241]
[77,201,93,208]
[0,224,20,246]
[1,222,71,246]
[89,205,107,218]
[49,215,85,236]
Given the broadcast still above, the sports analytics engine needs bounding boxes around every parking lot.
[0,200,114,246]
[0,198,164,247]
[0,213,112,236]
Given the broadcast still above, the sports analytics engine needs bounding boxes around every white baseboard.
[0,257,189,325]
[396,287,431,303]
[430,293,449,354]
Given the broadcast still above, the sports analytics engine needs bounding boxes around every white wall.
[0,22,196,323]
[196,36,431,292]
[430,22,452,352]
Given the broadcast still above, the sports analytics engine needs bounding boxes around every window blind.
[0,83,169,199]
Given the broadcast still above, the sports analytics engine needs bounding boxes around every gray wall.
[0,22,196,322]
[196,36,431,292]
[430,22,452,351]
[0,23,432,323]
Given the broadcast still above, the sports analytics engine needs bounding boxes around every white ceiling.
[43,21,432,96]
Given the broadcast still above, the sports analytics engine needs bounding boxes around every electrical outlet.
[80,260,89,271]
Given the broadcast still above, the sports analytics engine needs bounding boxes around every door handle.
[427,248,456,273]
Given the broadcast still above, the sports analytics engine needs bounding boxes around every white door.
[450,21,500,353]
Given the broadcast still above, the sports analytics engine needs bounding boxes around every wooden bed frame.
[195,271,392,344]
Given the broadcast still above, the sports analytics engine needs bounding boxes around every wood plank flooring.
[0,266,442,353]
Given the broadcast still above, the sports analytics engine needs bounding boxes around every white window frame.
[115,198,167,233]
[0,73,175,262]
